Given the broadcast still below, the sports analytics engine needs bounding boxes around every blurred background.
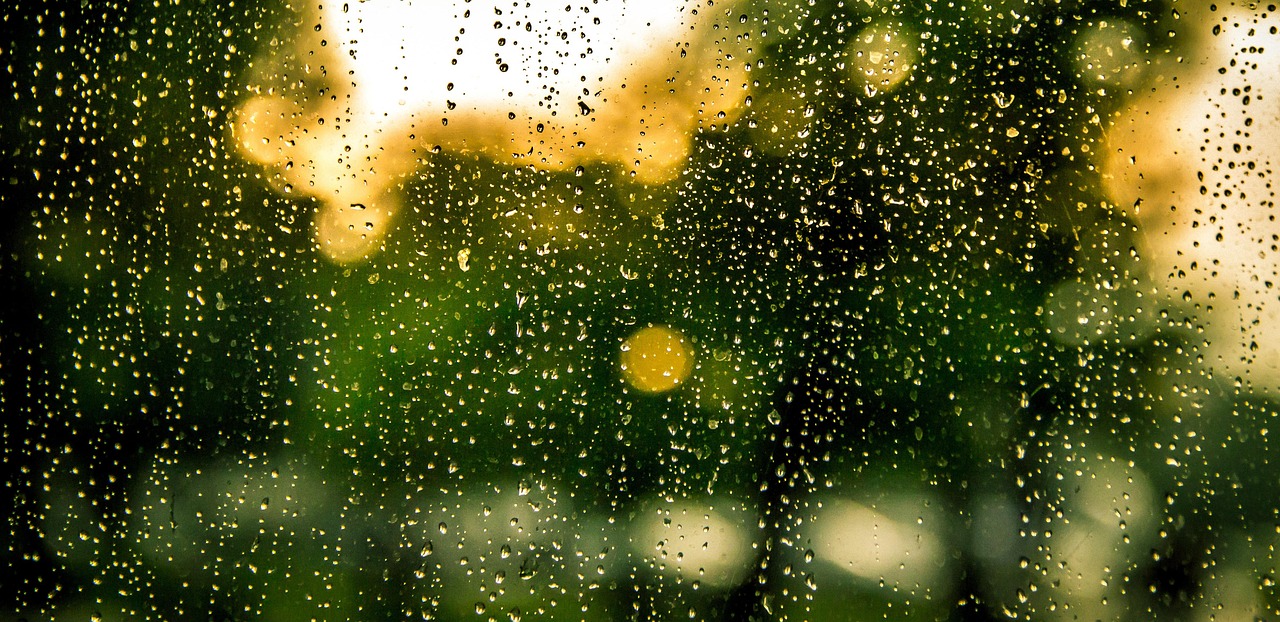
[3,0,1280,620]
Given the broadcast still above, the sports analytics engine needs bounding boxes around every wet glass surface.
[4,1,1280,620]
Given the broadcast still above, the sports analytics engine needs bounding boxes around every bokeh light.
[619,325,696,394]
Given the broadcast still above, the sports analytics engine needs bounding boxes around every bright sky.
[329,0,694,119]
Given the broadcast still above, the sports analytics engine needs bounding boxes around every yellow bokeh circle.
[846,22,920,93]
[619,326,695,394]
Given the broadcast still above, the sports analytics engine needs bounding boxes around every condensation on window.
[4,1,1280,621]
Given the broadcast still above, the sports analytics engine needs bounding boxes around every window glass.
[4,1,1279,620]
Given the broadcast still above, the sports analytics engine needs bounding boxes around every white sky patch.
[331,0,691,117]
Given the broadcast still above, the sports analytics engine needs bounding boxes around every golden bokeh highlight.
[846,22,920,93]
[619,326,695,394]
[1070,19,1145,90]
